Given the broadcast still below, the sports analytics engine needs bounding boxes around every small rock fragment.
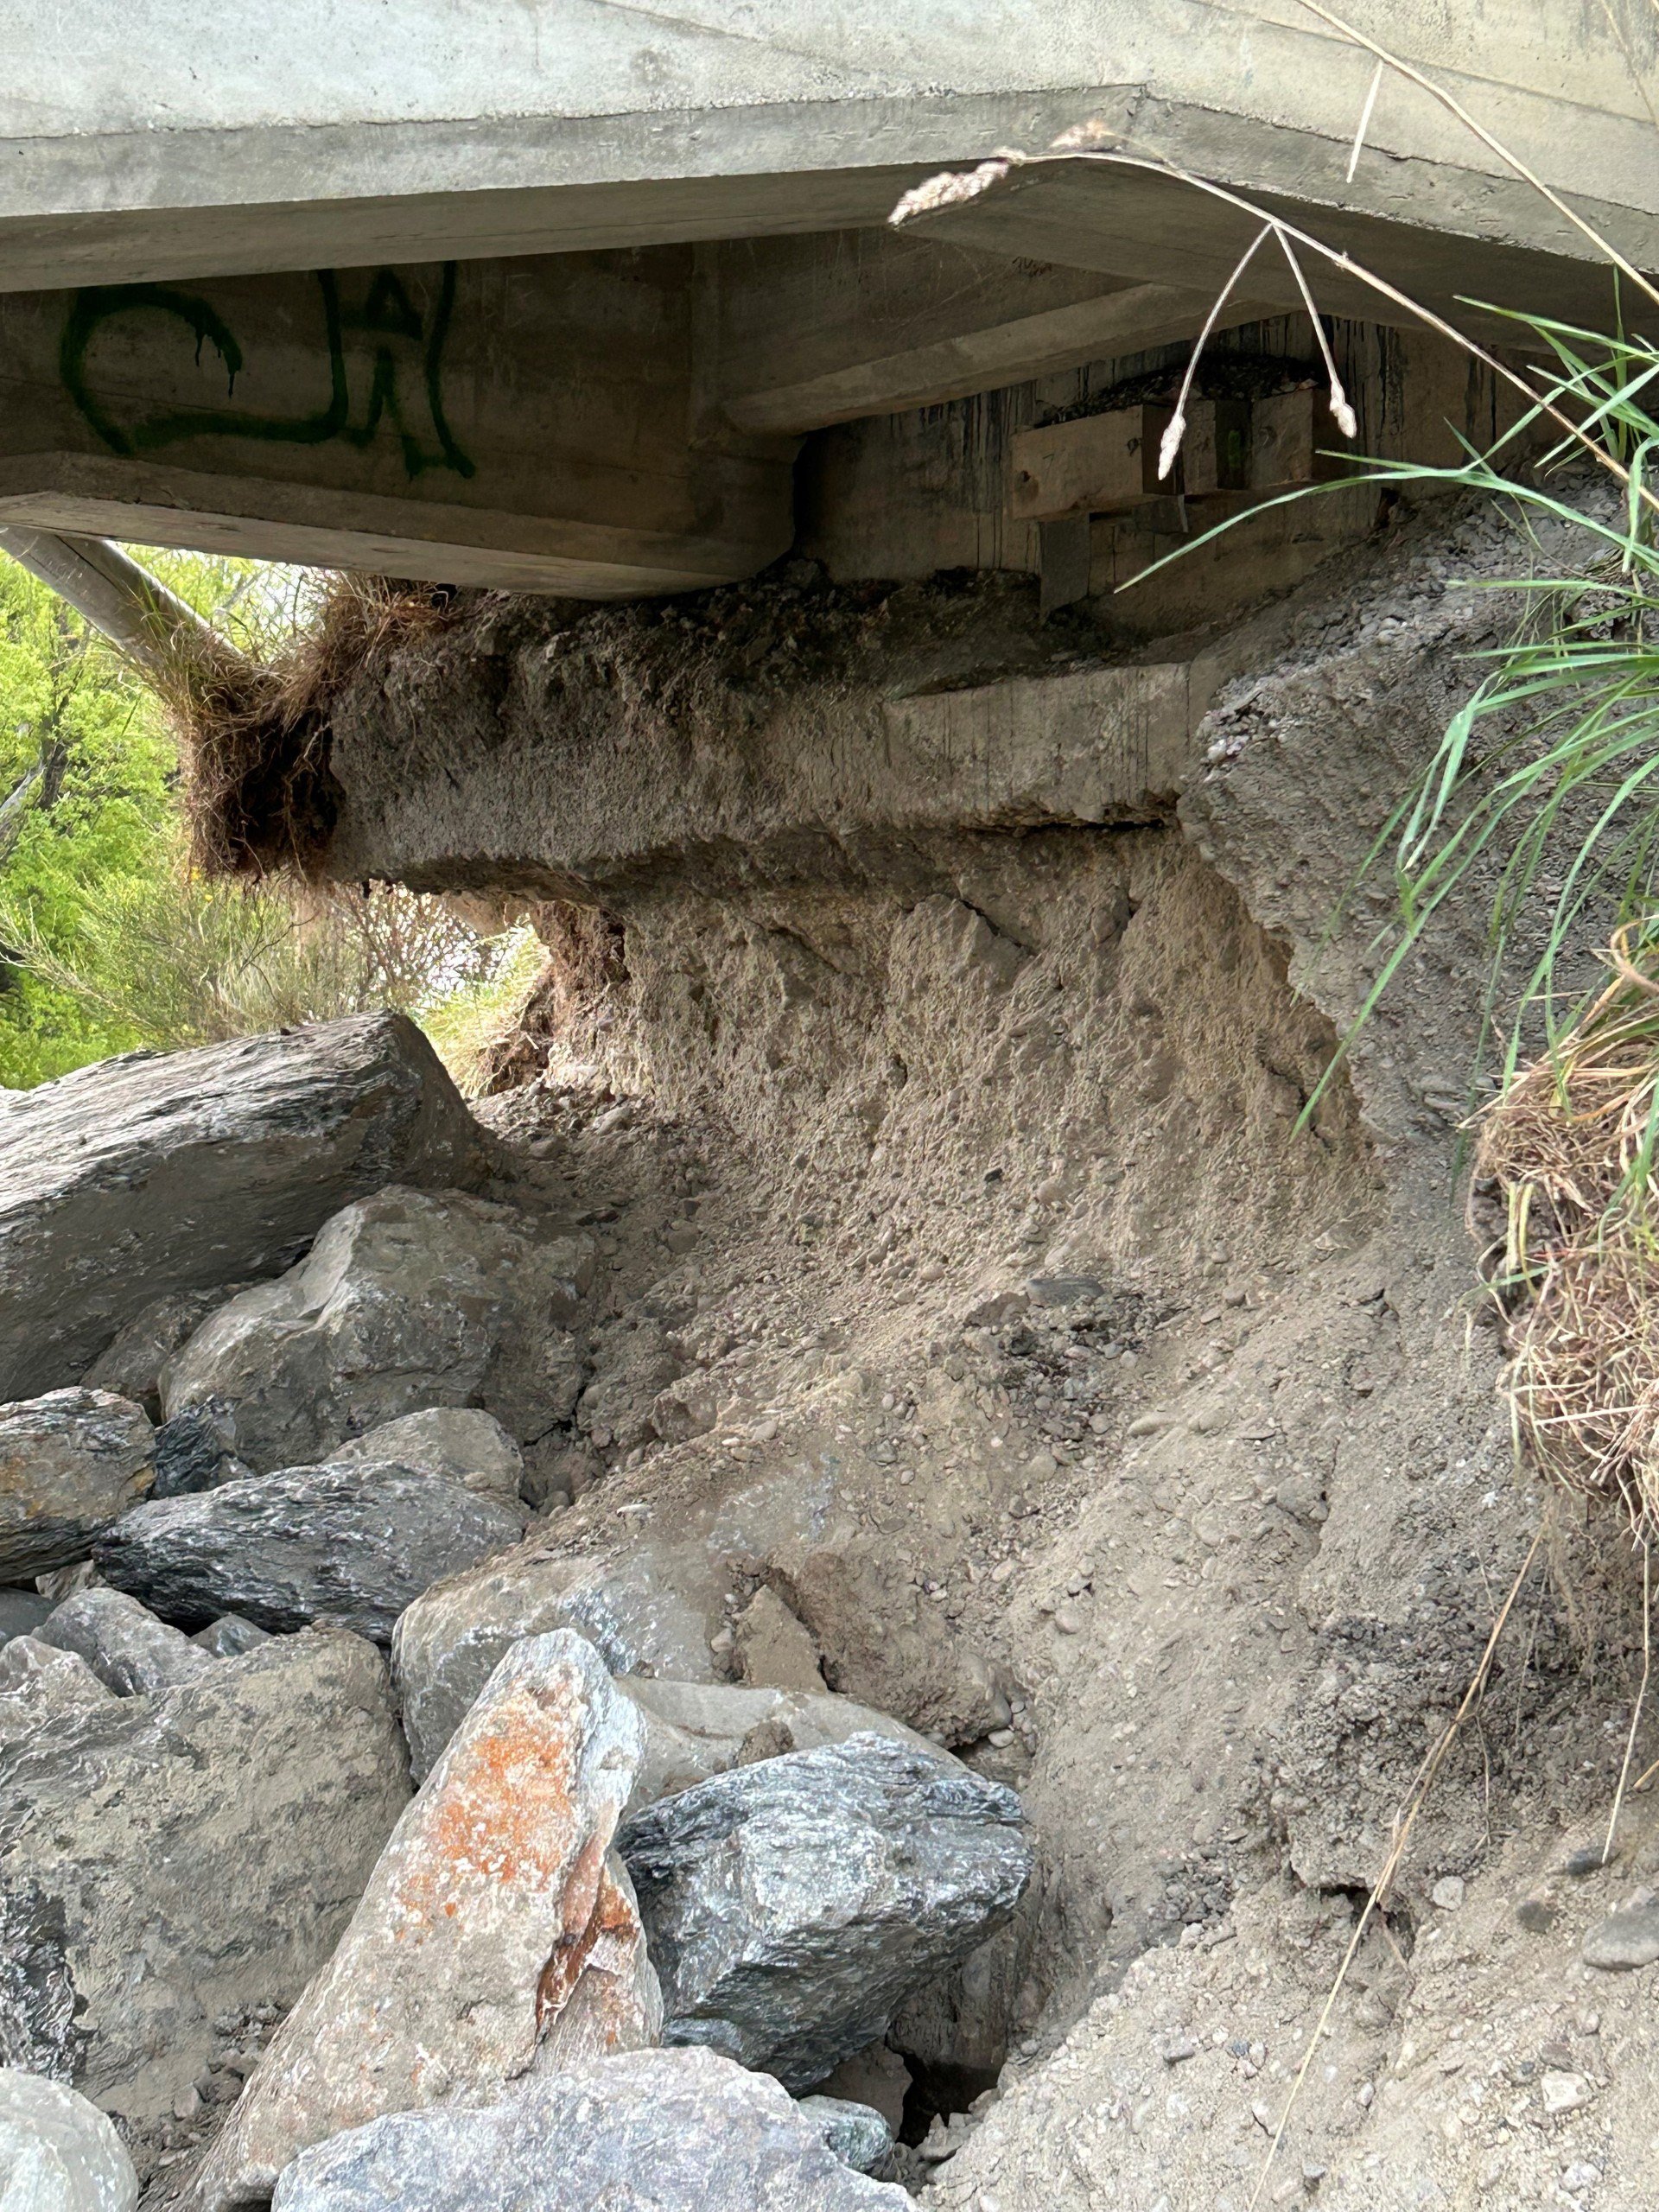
[328,1408,526,1513]
[1541,2069,1591,2116]
[798,2094,895,2176]
[192,1614,272,1659]
[1581,1904,1659,1970]
[1430,1874,1465,1912]
[734,1587,825,1692]
[35,1587,211,1695]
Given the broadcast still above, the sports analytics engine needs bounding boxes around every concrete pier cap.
[0,3,1653,598]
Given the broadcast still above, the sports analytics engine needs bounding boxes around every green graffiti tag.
[60,263,475,481]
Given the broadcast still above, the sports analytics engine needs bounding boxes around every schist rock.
[619,1732,1032,2089]
[0,1013,486,1401]
[93,1464,524,1643]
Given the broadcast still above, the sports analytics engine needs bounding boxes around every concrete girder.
[0,251,798,596]
[0,233,1256,592]
[708,229,1268,435]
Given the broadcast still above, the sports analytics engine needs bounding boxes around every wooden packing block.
[1009,404,1173,521]
[1251,388,1352,489]
[1183,398,1252,495]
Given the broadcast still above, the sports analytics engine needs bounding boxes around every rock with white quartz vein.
[619,1732,1031,2089]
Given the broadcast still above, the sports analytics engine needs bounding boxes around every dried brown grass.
[156,574,461,880]
[1477,925,1659,1534]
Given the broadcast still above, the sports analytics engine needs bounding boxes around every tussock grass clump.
[1479,929,1659,1534]
[158,575,461,880]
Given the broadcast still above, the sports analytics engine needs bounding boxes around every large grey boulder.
[0,1014,485,1402]
[93,1465,524,1643]
[0,2069,137,2212]
[0,1390,153,1581]
[330,1408,526,1513]
[269,2048,909,2212]
[35,1588,211,1695]
[198,1632,658,2212]
[392,1543,721,1779]
[0,1627,410,2114]
[619,1733,1032,2089]
[162,1187,596,1471]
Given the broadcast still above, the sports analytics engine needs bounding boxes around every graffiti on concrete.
[60,264,476,480]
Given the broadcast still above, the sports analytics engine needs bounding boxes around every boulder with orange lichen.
[195,1631,659,2212]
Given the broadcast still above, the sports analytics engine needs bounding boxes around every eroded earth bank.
[4,491,1657,2212]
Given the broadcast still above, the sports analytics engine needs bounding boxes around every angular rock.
[392,1456,891,1778]
[82,1289,238,1422]
[149,1405,249,1500]
[94,1465,523,1643]
[1582,1904,1659,1970]
[199,1632,658,2212]
[619,1677,942,1815]
[0,1391,154,1581]
[619,1733,1032,2089]
[392,1544,721,1780]
[0,1639,114,1736]
[31,1564,99,1606]
[162,1186,595,1471]
[329,1408,526,1513]
[0,1628,409,2115]
[268,2048,909,2212]
[772,1534,1013,1744]
[35,1588,212,1696]
[734,1586,825,1691]
[0,1013,485,1402]
[798,2094,895,2177]
[0,2069,137,2212]
[192,1615,272,1659]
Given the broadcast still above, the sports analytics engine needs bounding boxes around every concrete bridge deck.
[2,3,1655,595]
